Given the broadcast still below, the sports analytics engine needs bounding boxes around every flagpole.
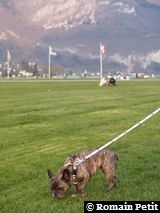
[100,42,103,78]
[7,61,10,79]
[48,47,51,79]
[7,50,10,79]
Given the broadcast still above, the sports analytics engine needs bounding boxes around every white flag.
[49,46,57,56]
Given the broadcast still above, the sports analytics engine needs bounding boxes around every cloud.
[110,53,132,66]
[113,2,136,15]
[110,50,160,70]
[141,50,160,68]
[97,0,111,5]
[0,32,7,41]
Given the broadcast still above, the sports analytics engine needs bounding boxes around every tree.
[32,63,38,77]
[21,61,29,72]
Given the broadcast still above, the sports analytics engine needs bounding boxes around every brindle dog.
[48,148,118,198]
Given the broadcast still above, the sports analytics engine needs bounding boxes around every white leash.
[73,107,160,169]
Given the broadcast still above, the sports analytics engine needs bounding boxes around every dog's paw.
[80,193,86,197]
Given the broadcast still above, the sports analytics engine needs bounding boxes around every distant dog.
[99,77,108,86]
[48,148,118,198]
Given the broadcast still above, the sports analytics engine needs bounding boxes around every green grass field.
[0,79,160,213]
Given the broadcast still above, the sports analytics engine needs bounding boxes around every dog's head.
[47,168,71,199]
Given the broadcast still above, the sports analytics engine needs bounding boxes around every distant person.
[109,77,116,86]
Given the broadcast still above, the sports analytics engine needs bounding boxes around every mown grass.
[0,79,160,213]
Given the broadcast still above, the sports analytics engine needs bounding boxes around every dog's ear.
[62,168,70,182]
[47,169,54,178]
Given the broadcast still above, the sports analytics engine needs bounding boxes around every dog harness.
[64,162,79,185]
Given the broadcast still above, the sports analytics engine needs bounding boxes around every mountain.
[0,0,160,74]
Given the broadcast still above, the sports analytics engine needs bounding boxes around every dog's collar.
[64,163,78,184]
